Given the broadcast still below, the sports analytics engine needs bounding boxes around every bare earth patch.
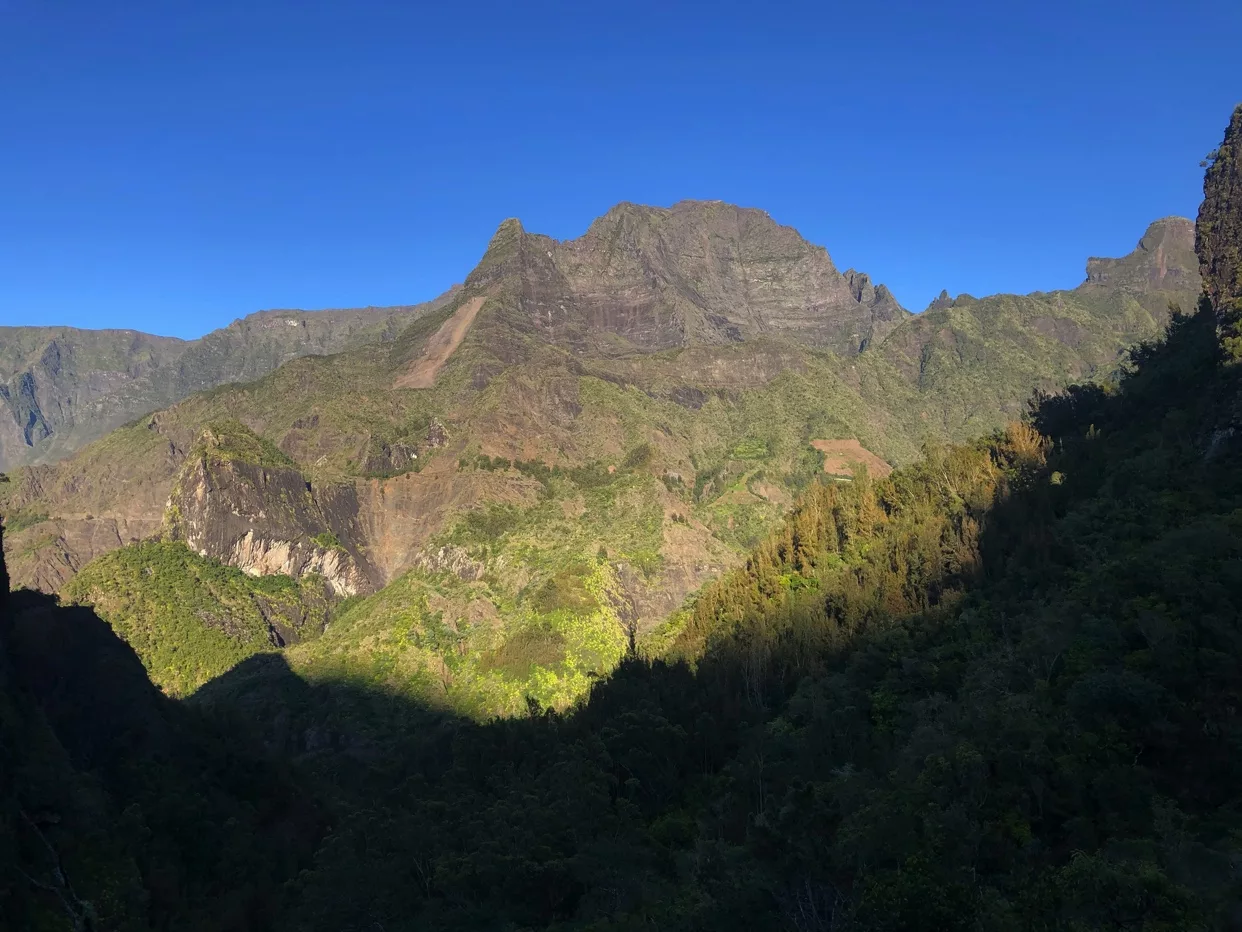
[810,438,893,478]
[394,296,486,389]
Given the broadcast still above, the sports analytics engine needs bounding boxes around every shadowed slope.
[0,524,324,930]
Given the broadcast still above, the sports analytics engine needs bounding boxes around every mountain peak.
[493,217,525,237]
[925,289,955,312]
[471,199,904,356]
[578,199,837,260]
[1083,216,1197,291]
[464,218,535,291]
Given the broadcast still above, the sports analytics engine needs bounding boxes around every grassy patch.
[1,507,49,535]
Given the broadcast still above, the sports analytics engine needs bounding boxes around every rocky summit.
[467,200,909,357]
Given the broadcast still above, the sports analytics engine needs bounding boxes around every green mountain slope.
[62,541,330,696]
[0,294,454,472]
[878,216,1199,437]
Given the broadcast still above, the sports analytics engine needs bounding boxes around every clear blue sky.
[1,0,1239,338]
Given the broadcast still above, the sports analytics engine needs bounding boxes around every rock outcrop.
[464,200,909,359]
[1198,104,1242,350]
[167,423,377,596]
[1085,217,1199,292]
[0,521,8,607]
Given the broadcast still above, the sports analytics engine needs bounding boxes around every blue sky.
[1,0,1239,339]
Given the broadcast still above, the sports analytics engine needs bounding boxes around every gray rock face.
[466,200,909,358]
[167,435,379,597]
[1084,217,1198,291]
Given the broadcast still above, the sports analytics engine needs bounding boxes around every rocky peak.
[925,289,955,312]
[1084,216,1197,291]
[465,199,908,358]
[580,198,842,269]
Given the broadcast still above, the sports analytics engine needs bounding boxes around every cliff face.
[1084,216,1199,291]
[1198,104,1242,354]
[0,523,8,608]
[167,424,377,597]
[0,296,455,472]
[466,201,909,358]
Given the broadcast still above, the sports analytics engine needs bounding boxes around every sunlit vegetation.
[62,542,327,695]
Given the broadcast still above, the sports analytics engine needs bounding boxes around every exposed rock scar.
[394,296,486,389]
[810,438,893,478]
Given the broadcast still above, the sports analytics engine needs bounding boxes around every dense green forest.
[3,104,1242,930]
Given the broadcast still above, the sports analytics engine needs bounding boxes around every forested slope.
[198,294,1240,931]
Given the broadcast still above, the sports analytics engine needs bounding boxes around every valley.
[2,101,1240,932]
[0,202,1202,715]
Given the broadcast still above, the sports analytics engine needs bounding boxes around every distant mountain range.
[0,201,1200,715]
[0,296,458,472]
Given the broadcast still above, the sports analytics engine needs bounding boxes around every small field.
[810,438,893,477]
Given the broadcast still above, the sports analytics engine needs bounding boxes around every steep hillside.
[877,216,1199,436]
[0,295,453,472]
[1199,104,1242,354]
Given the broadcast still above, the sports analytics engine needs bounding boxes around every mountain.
[0,296,455,472]
[2,104,1240,932]
[467,201,910,356]
[1199,104,1242,359]
[878,216,1199,437]
[0,201,1201,715]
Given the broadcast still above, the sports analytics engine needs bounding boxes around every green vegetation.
[62,542,326,696]
[310,531,343,550]
[2,100,1236,932]
[278,553,628,717]
[0,507,48,535]
[193,418,296,469]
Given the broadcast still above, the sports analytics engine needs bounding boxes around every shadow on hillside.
[1,587,327,931]
[190,649,470,785]
[4,302,1239,930]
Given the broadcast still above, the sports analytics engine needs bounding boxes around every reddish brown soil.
[394,296,485,389]
[810,438,893,478]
